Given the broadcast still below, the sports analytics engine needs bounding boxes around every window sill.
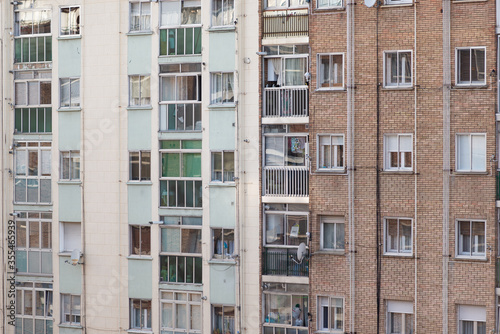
[58,252,73,256]
[58,180,82,185]
[127,255,153,261]
[208,103,236,109]
[381,170,414,175]
[127,106,153,111]
[58,35,82,40]
[159,206,203,210]
[453,256,487,262]
[452,171,488,175]
[59,324,83,329]
[452,84,488,89]
[13,202,52,206]
[208,26,236,32]
[313,250,346,256]
[128,330,153,334]
[315,169,346,174]
[57,107,82,112]
[315,88,346,92]
[381,86,414,91]
[159,281,203,286]
[380,2,414,8]
[313,6,345,12]
[126,31,153,36]
[452,0,488,3]
[158,54,202,59]
[208,182,236,187]
[15,272,53,277]
[383,253,413,258]
[208,259,237,265]
[126,181,153,185]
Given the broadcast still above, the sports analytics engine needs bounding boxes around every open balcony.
[264,86,308,118]
[262,248,308,276]
[262,9,308,39]
[263,166,309,197]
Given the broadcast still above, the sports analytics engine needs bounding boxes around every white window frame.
[320,216,345,251]
[130,299,152,330]
[14,70,52,107]
[59,6,80,36]
[264,55,308,88]
[384,134,413,171]
[129,150,151,181]
[14,6,52,63]
[385,0,412,4]
[386,301,413,334]
[60,221,81,253]
[456,219,486,259]
[211,0,235,27]
[263,284,309,331]
[212,228,235,259]
[15,282,53,334]
[160,291,202,334]
[60,150,80,181]
[263,129,309,168]
[61,294,81,325]
[263,205,309,248]
[129,75,151,107]
[159,0,202,28]
[317,134,345,171]
[59,77,80,108]
[458,305,486,334]
[455,133,487,172]
[455,47,487,86]
[210,72,235,105]
[383,50,413,88]
[130,225,151,256]
[212,305,236,334]
[317,53,344,90]
[384,218,413,256]
[264,0,308,9]
[317,0,343,9]
[129,1,151,32]
[211,151,235,183]
[317,296,344,333]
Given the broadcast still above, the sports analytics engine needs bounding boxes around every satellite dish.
[297,243,307,262]
[71,249,81,265]
[364,0,376,7]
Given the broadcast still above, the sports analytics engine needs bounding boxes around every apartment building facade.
[0,0,261,333]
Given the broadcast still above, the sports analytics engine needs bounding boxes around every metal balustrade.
[264,86,309,118]
[262,248,309,276]
[263,166,309,197]
[262,11,309,38]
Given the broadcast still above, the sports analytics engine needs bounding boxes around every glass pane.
[29,221,40,248]
[191,305,201,330]
[459,50,471,83]
[471,134,485,171]
[162,153,180,177]
[471,49,485,83]
[17,221,27,247]
[286,215,307,246]
[162,228,180,253]
[181,229,201,253]
[286,137,306,166]
[41,221,51,249]
[457,135,471,171]
[400,220,412,253]
[161,302,173,327]
[386,219,398,252]
[183,153,201,177]
[60,79,70,107]
[212,152,222,181]
[323,223,335,249]
[266,214,284,245]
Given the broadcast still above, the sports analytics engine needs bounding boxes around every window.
[317,54,344,89]
[386,301,413,334]
[15,282,53,334]
[14,4,52,63]
[384,134,412,171]
[457,220,486,258]
[60,78,80,108]
[15,142,51,204]
[160,103,202,132]
[61,294,81,325]
[160,140,202,208]
[456,134,486,172]
[130,1,151,32]
[160,216,202,283]
[129,151,151,181]
[60,151,80,181]
[458,305,486,334]
[384,51,412,87]
[213,228,235,259]
[60,6,80,36]
[130,299,151,330]
[263,283,309,333]
[264,126,308,167]
[213,305,235,334]
[211,73,235,105]
[385,0,412,4]
[456,47,486,86]
[317,297,343,332]
[265,56,308,87]
[130,225,151,256]
[160,291,201,334]
[129,75,151,106]
[317,135,344,170]
[15,212,52,275]
[60,222,81,253]
[212,0,234,26]
[384,218,412,255]
[317,0,343,8]
[159,0,202,56]
[211,151,234,182]
[265,0,307,9]
[320,216,344,251]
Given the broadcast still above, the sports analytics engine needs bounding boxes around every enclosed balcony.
[262,248,308,276]
[262,9,309,39]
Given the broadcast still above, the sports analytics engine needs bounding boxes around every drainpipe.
[413,2,418,332]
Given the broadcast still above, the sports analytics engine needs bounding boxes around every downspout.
[442,0,451,333]
[375,3,381,334]
[413,2,418,332]
[346,0,356,332]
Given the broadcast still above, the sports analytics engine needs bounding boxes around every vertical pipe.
[413,2,418,333]
[375,4,381,334]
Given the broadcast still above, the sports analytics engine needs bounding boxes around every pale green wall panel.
[128,109,151,150]
[210,265,235,304]
[128,185,152,224]
[59,184,81,222]
[59,327,82,334]
[58,111,81,150]
[128,35,152,74]
[58,39,81,77]
[209,109,235,150]
[209,32,235,71]
[59,257,82,294]
[128,259,152,298]
[209,187,235,228]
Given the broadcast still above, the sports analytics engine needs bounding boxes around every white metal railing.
[263,166,308,196]
[264,86,308,118]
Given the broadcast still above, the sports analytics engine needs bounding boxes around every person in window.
[292,304,303,326]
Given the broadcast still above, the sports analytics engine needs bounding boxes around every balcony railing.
[262,10,308,38]
[264,86,309,118]
[264,166,309,197]
[262,248,308,276]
